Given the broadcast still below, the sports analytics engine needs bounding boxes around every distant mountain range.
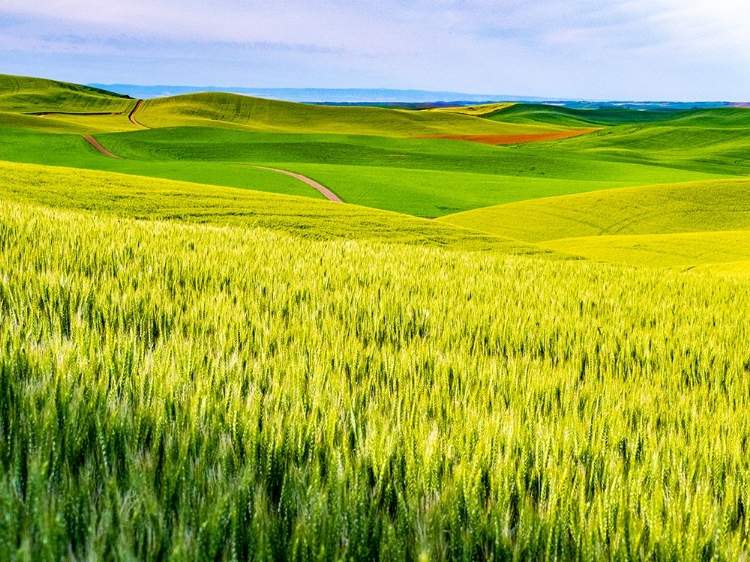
[88,84,738,110]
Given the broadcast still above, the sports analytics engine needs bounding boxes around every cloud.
[648,0,750,58]
[0,0,747,99]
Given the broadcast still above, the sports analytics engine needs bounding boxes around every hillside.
[0,73,744,220]
[540,231,750,269]
[0,74,138,133]
[134,92,563,136]
[0,73,132,114]
[439,178,750,242]
[439,178,750,268]
[484,103,686,126]
[0,160,544,254]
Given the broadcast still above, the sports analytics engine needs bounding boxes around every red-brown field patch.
[420,128,599,145]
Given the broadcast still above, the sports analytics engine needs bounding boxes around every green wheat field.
[2,74,750,560]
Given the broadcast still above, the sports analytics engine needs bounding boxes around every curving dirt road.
[128,100,147,128]
[82,134,122,159]
[253,166,343,203]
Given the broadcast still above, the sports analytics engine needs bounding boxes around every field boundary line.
[253,166,343,202]
[82,135,122,159]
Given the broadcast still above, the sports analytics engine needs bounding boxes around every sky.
[0,0,748,101]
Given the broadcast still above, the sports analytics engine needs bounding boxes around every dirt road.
[82,135,122,159]
[253,166,343,203]
[128,100,146,128]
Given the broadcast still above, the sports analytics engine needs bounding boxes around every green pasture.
[0,125,731,217]
[0,160,542,254]
[489,103,750,127]
[0,111,140,134]
[429,101,516,116]
[486,103,683,126]
[2,73,749,221]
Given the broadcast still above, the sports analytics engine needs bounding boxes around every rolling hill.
[439,178,750,242]
[133,92,561,136]
[439,177,750,269]
[0,160,546,254]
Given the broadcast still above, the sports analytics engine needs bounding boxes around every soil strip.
[128,100,147,128]
[253,166,343,202]
[420,129,599,145]
[82,134,122,159]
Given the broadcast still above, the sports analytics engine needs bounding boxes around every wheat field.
[2,198,749,560]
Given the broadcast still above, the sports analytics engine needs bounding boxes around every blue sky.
[1,0,748,100]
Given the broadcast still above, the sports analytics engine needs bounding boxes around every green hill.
[484,103,687,127]
[439,178,750,269]
[0,160,547,255]
[135,92,563,136]
[0,73,746,226]
[0,73,132,114]
[439,178,750,242]
[0,74,138,133]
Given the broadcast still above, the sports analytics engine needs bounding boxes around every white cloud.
[0,0,748,99]
[648,0,750,57]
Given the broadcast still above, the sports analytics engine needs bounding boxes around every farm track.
[82,135,122,159]
[128,100,147,128]
[253,166,343,202]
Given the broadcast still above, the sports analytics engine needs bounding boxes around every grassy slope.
[490,105,750,176]
[0,126,331,199]
[540,231,750,269]
[0,111,140,134]
[485,103,689,126]
[0,124,723,217]
[0,75,745,218]
[440,178,750,242]
[430,102,516,116]
[440,178,750,269]
[0,74,140,134]
[0,74,132,113]
[135,93,560,136]
[0,160,546,255]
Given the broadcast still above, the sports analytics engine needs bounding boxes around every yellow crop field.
[430,102,516,117]
[2,195,750,559]
[541,230,750,269]
[440,178,750,269]
[439,178,750,243]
